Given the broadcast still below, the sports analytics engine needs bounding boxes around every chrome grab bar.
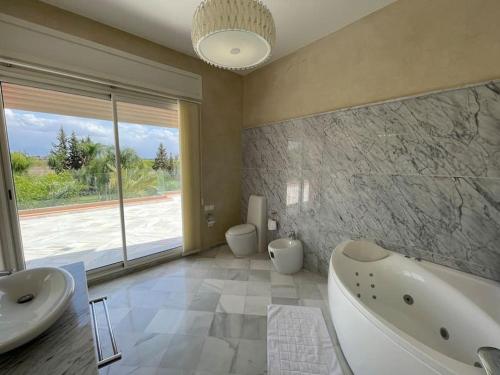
[477,347,500,375]
[89,296,122,368]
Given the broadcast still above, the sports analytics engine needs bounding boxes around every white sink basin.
[0,267,75,354]
[268,238,303,274]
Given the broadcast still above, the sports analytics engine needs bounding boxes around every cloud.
[4,110,179,158]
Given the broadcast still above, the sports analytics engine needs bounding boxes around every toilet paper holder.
[268,210,278,231]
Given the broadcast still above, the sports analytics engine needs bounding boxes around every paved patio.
[20,195,182,270]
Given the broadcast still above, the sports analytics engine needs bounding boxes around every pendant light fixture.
[192,0,276,70]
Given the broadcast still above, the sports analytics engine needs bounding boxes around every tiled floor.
[90,244,353,375]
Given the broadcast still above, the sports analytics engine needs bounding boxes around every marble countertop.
[0,262,98,375]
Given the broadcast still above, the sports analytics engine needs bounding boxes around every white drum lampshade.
[192,0,276,70]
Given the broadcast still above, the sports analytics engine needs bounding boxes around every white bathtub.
[328,240,500,375]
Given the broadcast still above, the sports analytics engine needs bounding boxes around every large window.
[0,82,181,270]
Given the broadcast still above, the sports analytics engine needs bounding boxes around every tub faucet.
[477,347,500,375]
[287,231,296,240]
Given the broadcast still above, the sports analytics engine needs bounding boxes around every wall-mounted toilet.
[225,195,267,257]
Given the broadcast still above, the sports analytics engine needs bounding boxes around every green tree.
[68,131,83,170]
[10,152,33,174]
[48,127,70,173]
[79,136,99,166]
[152,143,169,171]
[119,148,141,169]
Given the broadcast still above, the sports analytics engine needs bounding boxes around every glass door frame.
[0,75,182,278]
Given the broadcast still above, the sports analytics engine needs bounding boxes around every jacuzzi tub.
[328,240,500,375]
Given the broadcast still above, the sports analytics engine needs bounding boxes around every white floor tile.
[216,295,246,314]
[244,296,271,316]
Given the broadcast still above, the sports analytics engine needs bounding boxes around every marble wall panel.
[241,81,500,280]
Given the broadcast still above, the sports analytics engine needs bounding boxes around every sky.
[4,109,179,159]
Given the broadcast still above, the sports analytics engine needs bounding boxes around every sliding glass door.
[116,100,182,260]
[0,82,181,271]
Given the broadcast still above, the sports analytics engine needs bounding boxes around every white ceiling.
[41,0,396,74]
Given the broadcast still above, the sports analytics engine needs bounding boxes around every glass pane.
[1,83,124,270]
[116,100,182,260]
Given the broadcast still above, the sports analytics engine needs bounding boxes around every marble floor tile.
[114,307,159,334]
[185,268,211,279]
[207,268,229,280]
[241,315,267,340]
[160,334,205,370]
[293,269,326,285]
[161,292,194,310]
[230,339,267,375]
[144,309,185,334]
[297,282,323,299]
[152,277,201,294]
[222,280,247,296]
[209,313,245,339]
[228,258,251,270]
[188,292,221,312]
[146,309,214,336]
[270,271,295,286]
[250,259,273,270]
[271,297,300,305]
[317,283,329,300]
[100,364,183,375]
[244,296,271,316]
[127,277,159,291]
[215,258,250,270]
[249,252,271,260]
[118,333,173,367]
[90,244,348,375]
[196,247,218,258]
[196,336,238,374]
[271,285,298,298]
[248,270,271,282]
[217,295,246,314]
[246,281,271,297]
[214,245,234,259]
[174,311,215,336]
[95,306,130,330]
[226,269,250,281]
[191,258,216,269]
[213,259,237,269]
[198,279,224,294]
[123,289,172,309]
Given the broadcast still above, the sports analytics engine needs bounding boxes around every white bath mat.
[267,304,342,375]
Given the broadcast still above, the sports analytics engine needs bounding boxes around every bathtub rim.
[329,240,484,375]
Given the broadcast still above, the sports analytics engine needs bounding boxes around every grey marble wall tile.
[392,88,480,138]
[389,84,500,177]
[454,177,500,269]
[241,81,500,281]
[241,121,301,171]
[241,168,286,219]
[323,114,388,175]
[291,115,329,171]
[317,230,352,275]
[319,173,362,236]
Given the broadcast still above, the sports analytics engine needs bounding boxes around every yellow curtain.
[179,100,202,255]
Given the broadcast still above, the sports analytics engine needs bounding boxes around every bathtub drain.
[440,327,450,340]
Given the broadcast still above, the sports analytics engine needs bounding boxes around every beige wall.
[243,0,500,128]
[0,0,243,250]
